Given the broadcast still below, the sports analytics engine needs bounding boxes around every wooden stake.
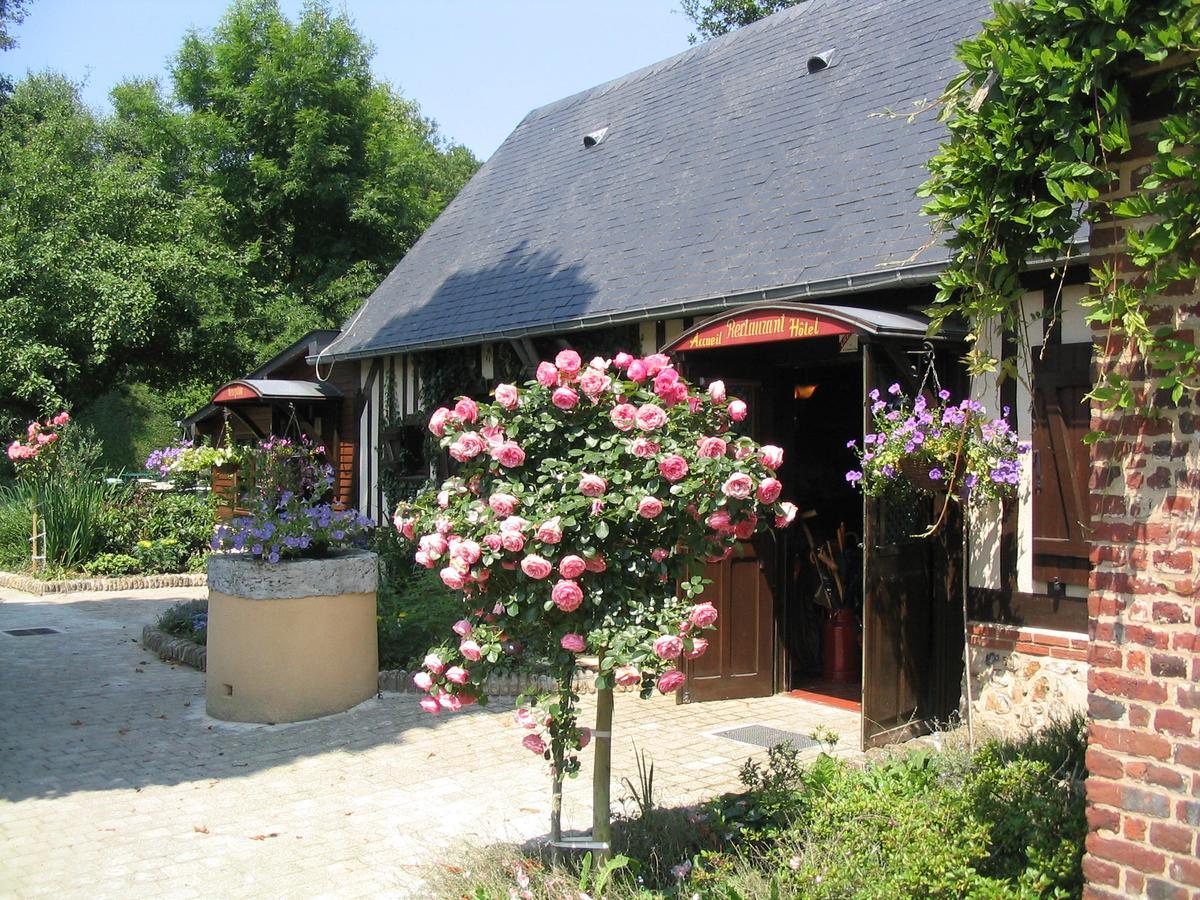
[591,683,614,866]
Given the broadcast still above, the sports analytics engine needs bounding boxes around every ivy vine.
[919,0,1200,414]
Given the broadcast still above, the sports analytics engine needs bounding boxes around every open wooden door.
[860,342,963,749]
[682,542,775,702]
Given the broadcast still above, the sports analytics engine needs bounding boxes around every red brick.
[1090,724,1172,760]
[1082,854,1122,888]
[1087,777,1123,808]
[1152,550,1194,573]
[1152,602,1189,624]
[1165,495,1194,515]
[1129,703,1152,727]
[1091,545,1128,564]
[1123,786,1170,818]
[1050,646,1089,662]
[1086,834,1166,873]
[1154,708,1194,737]
[1083,885,1126,900]
[1144,878,1188,900]
[1124,625,1171,649]
[1177,529,1200,547]
[1151,654,1189,678]
[1087,748,1126,779]
[1090,645,1124,667]
[1122,816,1148,840]
[1087,804,1121,832]
[1145,764,1187,791]
[1171,631,1196,652]
[1125,870,1146,895]
[1149,822,1195,854]
[1091,670,1168,703]
[1171,857,1200,887]
[1175,743,1200,768]
[1178,687,1200,709]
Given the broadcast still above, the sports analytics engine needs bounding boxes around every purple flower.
[882,465,896,478]
[846,439,857,449]
[845,470,863,484]
[869,389,880,401]
[938,389,951,401]
[888,383,901,395]
[929,468,943,481]
[864,433,877,445]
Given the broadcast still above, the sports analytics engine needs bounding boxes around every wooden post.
[591,683,614,865]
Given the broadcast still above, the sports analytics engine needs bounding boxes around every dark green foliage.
[74,383,182,473]
[95,489,216,571]
[156,598,208,646]
[375,526,462,669]
[680,0,804,43]
[82,553,141,577]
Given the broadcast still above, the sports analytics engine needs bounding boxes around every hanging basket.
[898,457,950,494]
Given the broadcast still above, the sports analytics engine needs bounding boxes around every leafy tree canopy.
[0,0,478,432]
[680,0,803,43]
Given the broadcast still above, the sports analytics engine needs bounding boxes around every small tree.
[393,349,795,859]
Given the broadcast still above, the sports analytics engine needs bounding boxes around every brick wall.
[1083,117,1200,898]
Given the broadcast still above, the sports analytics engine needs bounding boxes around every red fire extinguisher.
[822,608,860,683]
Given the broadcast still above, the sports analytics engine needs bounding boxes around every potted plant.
[205,435,376,723]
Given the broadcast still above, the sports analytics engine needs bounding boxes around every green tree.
[0,0,29,98]
[0,74,248,429]
[680,0,804,43]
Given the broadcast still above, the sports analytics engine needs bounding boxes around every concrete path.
[0,586,859,898]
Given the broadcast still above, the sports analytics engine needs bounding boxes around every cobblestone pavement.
[0,586,860,898]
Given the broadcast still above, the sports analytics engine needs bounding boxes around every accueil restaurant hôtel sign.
[680,310,851,351]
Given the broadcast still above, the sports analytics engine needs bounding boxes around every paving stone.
[1,584,860,897]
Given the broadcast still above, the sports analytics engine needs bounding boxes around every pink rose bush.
[394,349,790,781]
[6,412,71,477]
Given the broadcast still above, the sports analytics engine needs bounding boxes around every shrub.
[83,553,141,577]
[96,488,216,572]
[132,538,188,574]
[377,562,466,670]
[157,599,208,646]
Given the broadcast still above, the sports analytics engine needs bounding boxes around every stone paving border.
[0,570,206,595]
[142,625,207,671]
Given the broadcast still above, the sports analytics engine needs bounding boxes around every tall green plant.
[31,478,127,570]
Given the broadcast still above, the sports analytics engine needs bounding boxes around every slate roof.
[323,0,992,362]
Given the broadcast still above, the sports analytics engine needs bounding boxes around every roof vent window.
[807,48,837,74]
[583,126,609,148]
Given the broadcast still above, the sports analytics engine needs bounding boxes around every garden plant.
[392,349,795,859]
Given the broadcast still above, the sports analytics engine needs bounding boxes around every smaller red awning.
[211,379,342,405]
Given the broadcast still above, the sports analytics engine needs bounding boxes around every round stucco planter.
[205,549,378,724]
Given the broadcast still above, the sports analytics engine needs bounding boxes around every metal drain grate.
[4,627,61,636]
[714,724,819,750]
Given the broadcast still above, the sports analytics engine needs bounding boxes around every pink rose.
[515,707,538,729]
[685,637,709,659]
[420,533,448,558]
[440,567,467,590]
[579,474,607,496]
[589,356,609,370]
[482,533,503,552]
[708,380,727,403]
[560,633,586,653]
[392,514,415,540]
[412,671,433,691]
[614,664,641,687]
[428,407,451,436]
[494,383,520,410]
[651,548,668,562]
[460,639,482,661]
[493,441,526,468]
[630,437,660,458]
[438,691,462,712]
[414,550,432,568]
[551,579,584,612]
[689,602,719,628]
[697,436,727,458]
[450,538,482,565]
[419,696,440,714]
[523,733,547,754]
[653,635,683,660]
[626,359,648,383]
[536,517,563,544]
[734,514,758,540]
[536,361,558,387]
[488,493,519,517]
[656,669,687,694]
[722,473,754,499]
[558,555,586,579]
[658,454,689,482]
[501,531,526,553]
[728,399,748,421]
[757,477,782,504]
[445,666,469,685]
[760,445,784,469]
[637,496,664,519]
[552,386,579,410]
[579,369,612,401]
[591,499,604,515]
[452,619,472,637]
[613,351,634,369]
[424,653,446,674]
[688,395,703,413]
[643,353,670,376]
[705,511,733,532]
[610,403,637,431]
[51,411,70,426]
[775,501,798,528]
[555,349,582,375]
[449,431,487,461]
[635,403,667,430]
[435,517,452,535]
[454,397,478,424]
[584,554,607,573]
[436,491,450,509]
[521,554,553,580]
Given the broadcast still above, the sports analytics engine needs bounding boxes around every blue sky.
[5,1,696,160]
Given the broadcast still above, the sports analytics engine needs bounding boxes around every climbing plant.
[919,0,1200,414]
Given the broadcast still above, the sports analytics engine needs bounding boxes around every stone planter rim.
[207,547,377,600]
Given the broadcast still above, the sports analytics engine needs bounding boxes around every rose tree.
[392,349,795,857]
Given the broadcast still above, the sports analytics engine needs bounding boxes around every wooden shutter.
[1031,343,1093,586]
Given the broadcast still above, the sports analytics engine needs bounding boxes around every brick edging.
[0,571,207,596]
[142,625,207,671]
[968,621,1090,663]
